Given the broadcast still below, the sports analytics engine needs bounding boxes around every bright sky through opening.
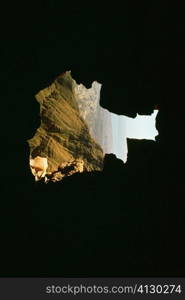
[111,110,159,162]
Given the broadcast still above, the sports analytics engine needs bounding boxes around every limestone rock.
[29,156,48,181]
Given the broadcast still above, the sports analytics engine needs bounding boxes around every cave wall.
[0,2,185,276]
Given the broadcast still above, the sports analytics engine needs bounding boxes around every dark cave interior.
[0,2,185,277]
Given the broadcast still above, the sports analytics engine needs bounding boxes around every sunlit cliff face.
[28,72,159,182]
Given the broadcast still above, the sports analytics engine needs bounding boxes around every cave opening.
[28,72,159,182]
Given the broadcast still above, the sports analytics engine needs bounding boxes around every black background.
[0,1,184,277]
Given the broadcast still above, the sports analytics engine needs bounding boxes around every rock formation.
[28,74,158,182]
[30,156,48,181]
[28,72,104,181]
[74,81,113,155]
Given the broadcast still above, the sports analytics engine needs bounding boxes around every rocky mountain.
[74,81,113,155]
[28,72,104,181]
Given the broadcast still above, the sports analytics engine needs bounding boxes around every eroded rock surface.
[28,72,104,181]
